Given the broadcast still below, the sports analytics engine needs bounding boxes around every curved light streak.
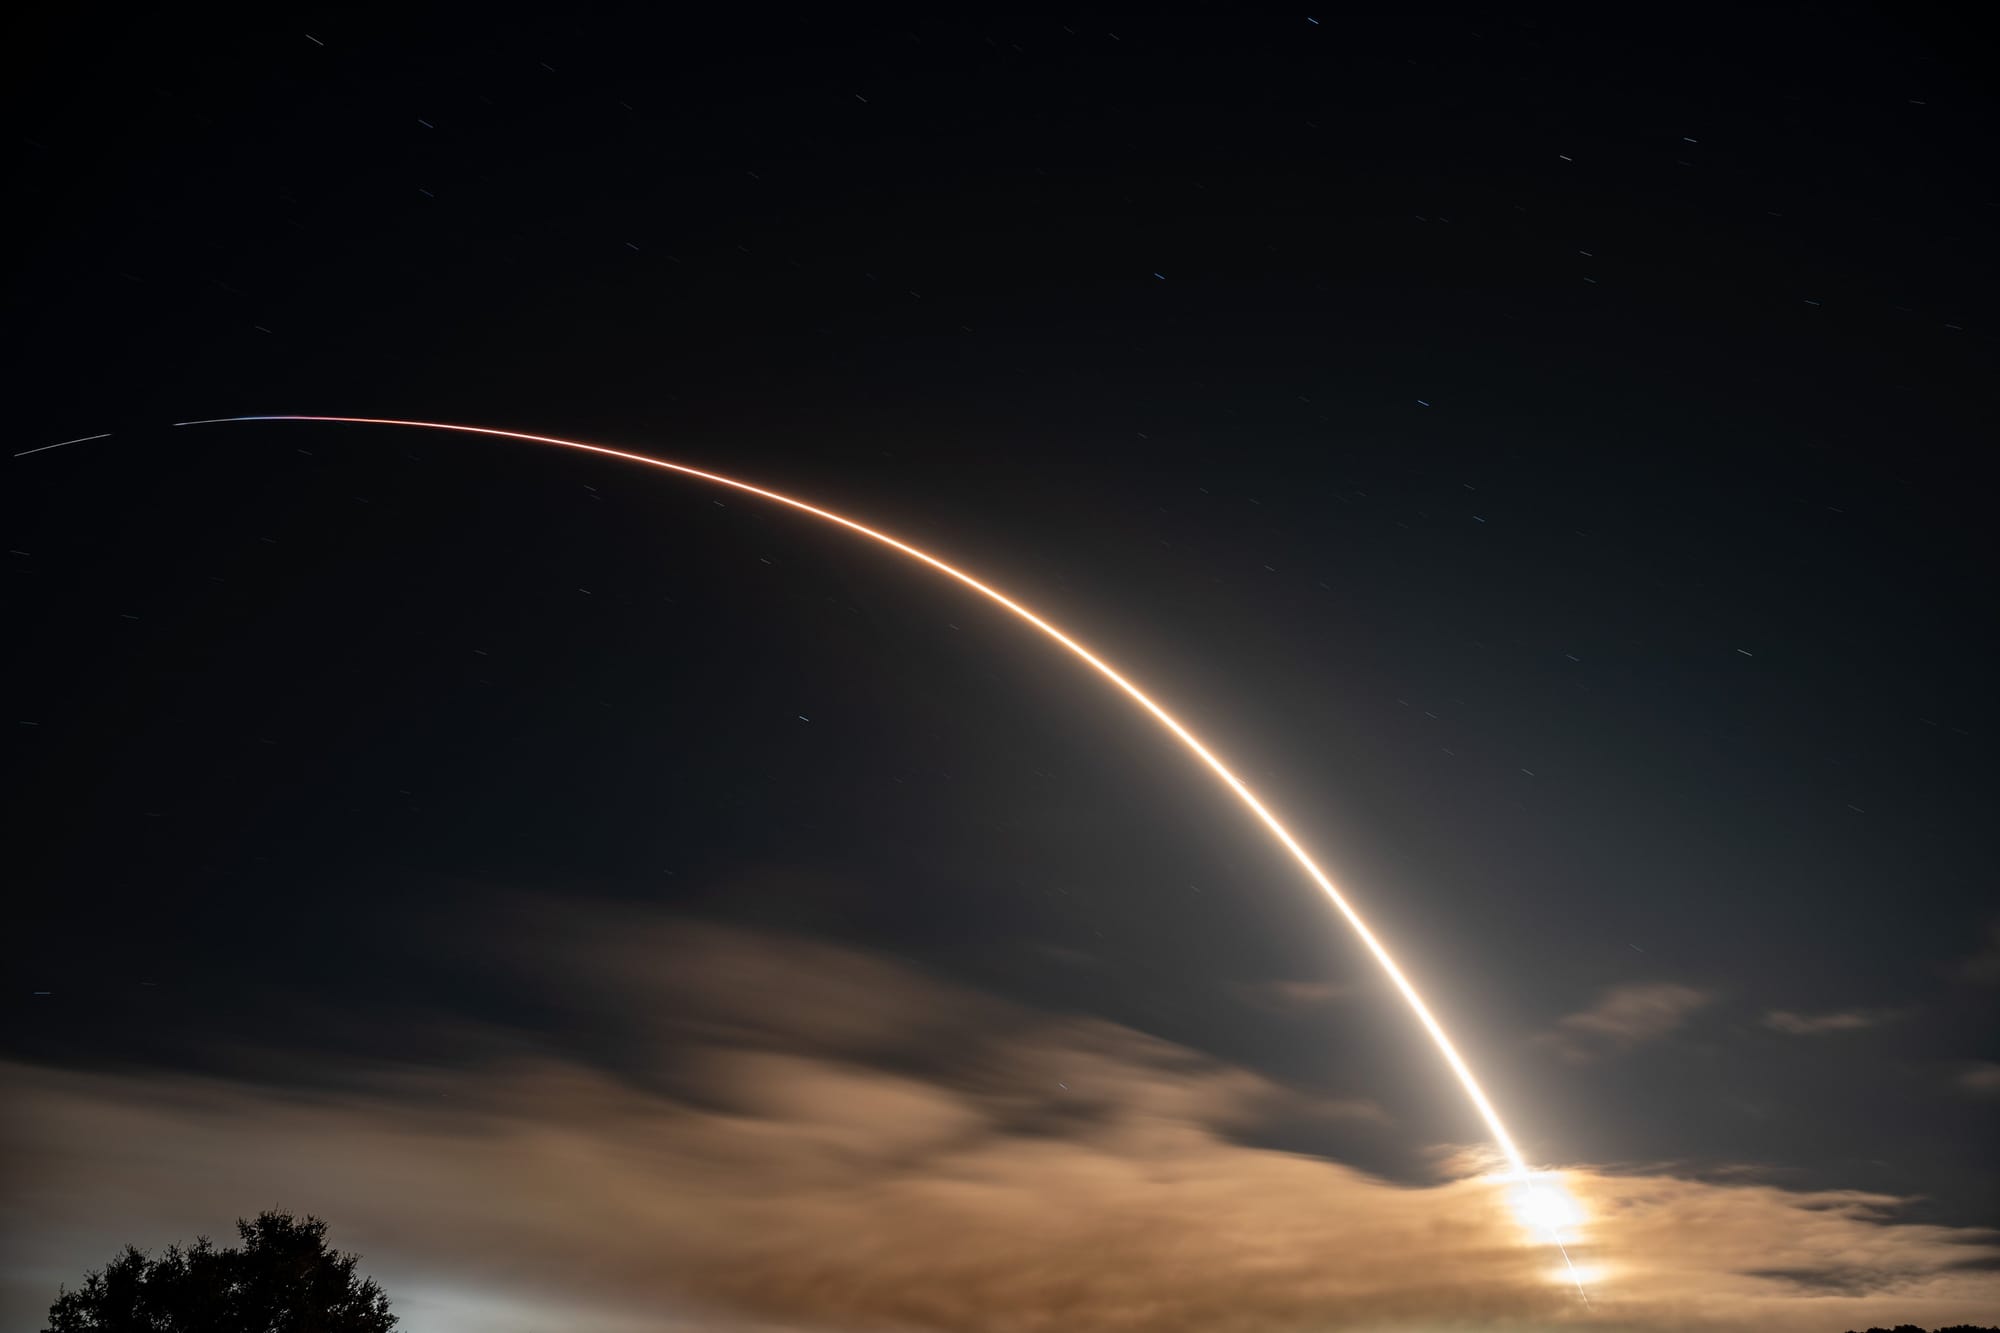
[176,415,1516,1152]
[168,413,1582,1294]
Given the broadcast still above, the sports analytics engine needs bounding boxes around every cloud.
[1957,1061,2000,1097]
[1956,921,2000,986]
[1231,978,1355,1013]
[1540,982,1714,1061]
[1762,1008,1899,1036]
[4,912,1997,1333]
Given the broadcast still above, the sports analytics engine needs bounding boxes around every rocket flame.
[164,413,1588,1297]
[1511,1173,1585,1236]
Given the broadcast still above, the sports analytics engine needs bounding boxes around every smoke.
[5,907,1997,1333]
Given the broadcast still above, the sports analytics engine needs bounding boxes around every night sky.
[6,7,1997,1331]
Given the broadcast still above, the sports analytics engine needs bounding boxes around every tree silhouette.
[45,1210,396,1332]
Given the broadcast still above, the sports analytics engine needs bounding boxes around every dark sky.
[6,7,1997,1331]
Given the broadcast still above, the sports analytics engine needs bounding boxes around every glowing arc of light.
[179,416,1530,1143]
[169,413,1538,1170]
[12,432,112,458]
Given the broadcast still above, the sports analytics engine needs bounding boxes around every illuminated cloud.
[1762,1009,1898,1036]
[3,912,1996,1332]
[1957,1062,2000,1097]
[1540,982,1714,1061]
[1231,978,1355,1012]
[1957,921,2000,986]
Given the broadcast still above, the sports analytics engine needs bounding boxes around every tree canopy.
[45,1210,396,1333]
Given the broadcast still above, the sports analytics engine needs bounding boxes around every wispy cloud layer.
[1957,1061,2000,1097]
[4,910,1996,1333]
[1761,1008,1898,1036]
[1230,978,1355,1012]
[1539,982,1714,1061]
[1957,921,2000,986]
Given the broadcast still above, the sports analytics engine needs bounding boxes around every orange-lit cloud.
[1958,921,2000,986]
[1539,982,1715,1062]
[4,912,1996,1333]
[1231,978,1357,1013]
[1761,1008,1900,1036]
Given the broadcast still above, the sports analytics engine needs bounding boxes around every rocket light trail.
[52,413,1589,1299]
[13,432,112,458]
[173,418,1522,1137]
